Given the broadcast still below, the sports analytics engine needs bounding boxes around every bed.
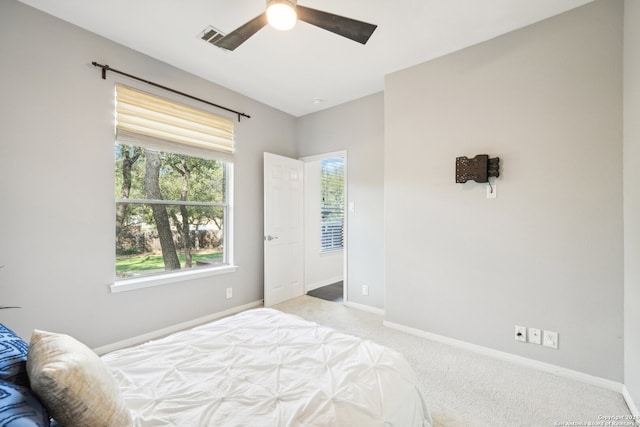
[3,308,432,426]
[102,308,432,426]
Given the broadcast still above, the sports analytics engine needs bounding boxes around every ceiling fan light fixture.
[266,0,297,31]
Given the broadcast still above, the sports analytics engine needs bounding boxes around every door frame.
[300,150,348,304]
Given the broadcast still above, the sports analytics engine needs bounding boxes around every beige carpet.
[273,296,631,427]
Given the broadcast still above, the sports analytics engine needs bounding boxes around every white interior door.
[263,152,304,307]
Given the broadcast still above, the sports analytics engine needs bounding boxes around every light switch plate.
[487,183,497,199]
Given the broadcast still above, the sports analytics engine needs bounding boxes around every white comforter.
[102,308,432,427]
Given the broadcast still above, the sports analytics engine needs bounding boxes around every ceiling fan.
[214,0,378,51]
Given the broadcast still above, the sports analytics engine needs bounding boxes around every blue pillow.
[0,323,29,387]
[0,380,50,426]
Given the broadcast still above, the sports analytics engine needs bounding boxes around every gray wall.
[0,1,296,347]
[384,0,624,381]
[624,0,640,406]
[296,93,385,309]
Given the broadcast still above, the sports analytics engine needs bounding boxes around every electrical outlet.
[528,328,541,345]
[226,288,232,299]
[543,330,558,349]
[515,325,527,342]
[362,285,369,296]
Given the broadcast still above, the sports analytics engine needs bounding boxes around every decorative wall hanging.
[455,155,500,183]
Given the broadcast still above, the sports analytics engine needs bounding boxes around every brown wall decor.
[455,154,500,183]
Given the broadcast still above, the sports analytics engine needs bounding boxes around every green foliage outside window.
[115,143,228,279]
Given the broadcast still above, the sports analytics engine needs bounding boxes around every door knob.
[265,235,279,241]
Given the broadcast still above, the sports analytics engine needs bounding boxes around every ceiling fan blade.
[296,6,377,45]
[214,13,268,51]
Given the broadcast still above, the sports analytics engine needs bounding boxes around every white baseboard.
[383,320,624,394]
[622,385,640,420]
[93,300,263,355]
[345,300,385,316]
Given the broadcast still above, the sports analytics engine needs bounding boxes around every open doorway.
[302,151,347,304]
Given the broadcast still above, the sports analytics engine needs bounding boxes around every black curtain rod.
[92,61,250,122]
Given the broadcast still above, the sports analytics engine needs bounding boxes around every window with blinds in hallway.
[320,157,344,252]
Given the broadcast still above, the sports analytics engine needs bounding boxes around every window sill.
[319,249,343,256]
[110,265,238,294]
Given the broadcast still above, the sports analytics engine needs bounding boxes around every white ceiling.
[18,0,594,117]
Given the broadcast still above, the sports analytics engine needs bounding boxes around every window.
[113,85,234,284]
[320,157,344,252]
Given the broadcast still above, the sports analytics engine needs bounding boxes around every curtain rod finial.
[92,61,109,79]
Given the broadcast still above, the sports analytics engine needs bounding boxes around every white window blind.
[320,157,344,252]
[115,84,234,160]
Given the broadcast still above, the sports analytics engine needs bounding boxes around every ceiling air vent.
[199,26,226,47]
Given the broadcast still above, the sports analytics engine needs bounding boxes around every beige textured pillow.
[26,329,133,427]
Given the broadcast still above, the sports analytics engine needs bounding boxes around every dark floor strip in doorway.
[307,281,343,303]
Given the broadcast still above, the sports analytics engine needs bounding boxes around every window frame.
[111,149,237,294]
